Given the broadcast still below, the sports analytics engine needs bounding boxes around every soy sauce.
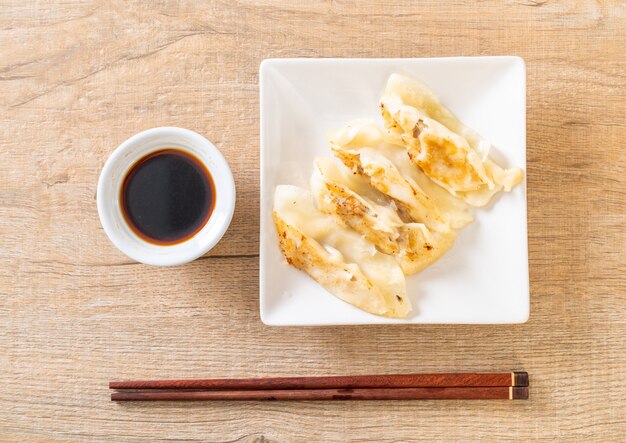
[120,149,215,245]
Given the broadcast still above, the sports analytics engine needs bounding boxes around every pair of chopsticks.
[110,371,529,401]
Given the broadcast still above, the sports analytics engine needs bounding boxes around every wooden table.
[1,1,624,441]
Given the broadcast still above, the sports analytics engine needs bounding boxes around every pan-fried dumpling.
[332,146,449,232]
[381,76,523,206]
[274,215,387,315]
[329,120,473,230]
[396,223,456,275]
[273,185,410,317]
[311,157,457,275]
[382,73,490,156]
[311,157,403,255]
[381,96,490,192]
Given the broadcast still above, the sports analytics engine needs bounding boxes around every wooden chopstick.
[109,371,528,391]
[111,386,529,401]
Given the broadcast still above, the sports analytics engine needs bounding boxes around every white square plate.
[259,57,528,325]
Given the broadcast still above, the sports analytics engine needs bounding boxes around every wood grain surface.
[1,1,625,441]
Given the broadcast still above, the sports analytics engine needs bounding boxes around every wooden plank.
[0,0,625,441]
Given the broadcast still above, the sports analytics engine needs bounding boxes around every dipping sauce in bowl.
[121,149,216,245]
[97,127,235,266]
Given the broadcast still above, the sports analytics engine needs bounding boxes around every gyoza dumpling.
[329,128,447,232]
[381,75,523,206]
[329,120,473,230]
[396,223,456,275]
[310,157,458,275]
[311,157,403,255]
[273,185,411,317]
[381,95,490,192]
[382,73,489,154]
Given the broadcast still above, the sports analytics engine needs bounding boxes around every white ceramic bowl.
[97,127,235,266]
